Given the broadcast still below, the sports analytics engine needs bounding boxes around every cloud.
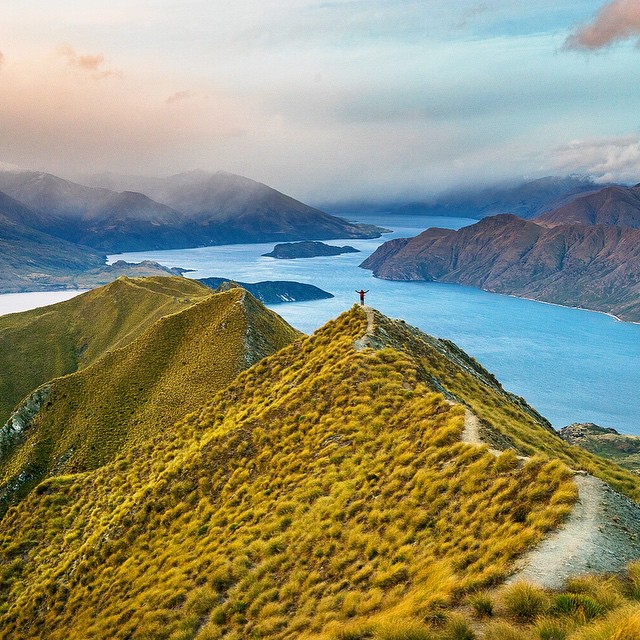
[165,90,194,105]
[57,43,122,79]
[565,0,640,50]
[551,136,640,183]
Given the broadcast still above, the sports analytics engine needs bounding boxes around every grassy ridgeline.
[0,283,299,512]
[4,306,640,640]
[0,276,213,425]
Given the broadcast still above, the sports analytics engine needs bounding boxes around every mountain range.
[537,183,640,229]
[323,175,603,219]
[362,182,640,322]
[363,215,640,322]
[1,282,640,639]
[0,165,384,293]
[0,168,382,253]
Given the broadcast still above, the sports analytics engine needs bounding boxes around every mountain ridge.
[1,299,640,639]
[321,175,605,219]
[0,276,214,426]
[0,167,383,253]
[537,183,640,229]
[361,214,640,322]
[0,285,299,512]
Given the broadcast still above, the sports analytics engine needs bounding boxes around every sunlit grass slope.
[0,285,299,513]
[370,313,640,500]
[1,304,625,640]
[0,276,212,425]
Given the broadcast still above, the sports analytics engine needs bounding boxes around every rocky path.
[460,408,503,457]
[354,306,375,351]
[510,473,640,588]
[355,307,640,588]
[459,405,640,588]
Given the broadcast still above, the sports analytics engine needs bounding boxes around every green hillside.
[0,286,299,512]
[0,276,212,426]
[2,305,640,640]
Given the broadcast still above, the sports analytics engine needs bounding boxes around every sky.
[1,0,640,202]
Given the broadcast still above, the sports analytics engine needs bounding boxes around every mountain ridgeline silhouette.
[0,168,384,253]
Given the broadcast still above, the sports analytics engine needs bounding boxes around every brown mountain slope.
[537,184,640,229]
[361,214,640,321]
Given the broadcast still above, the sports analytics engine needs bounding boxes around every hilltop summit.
[2,293,640,639]
[0,279,299,512]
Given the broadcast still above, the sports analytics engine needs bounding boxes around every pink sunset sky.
[1,0,640,201]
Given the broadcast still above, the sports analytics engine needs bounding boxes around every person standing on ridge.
[356,289,369,306]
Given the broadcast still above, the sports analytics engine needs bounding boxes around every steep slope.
[538,184,640,229]
[0,168,384,253]
[0,187,195,292]
[1,306,639,640]
[0,169,115,217]
[0,208,104,293]
[0,276,212,426]
[0,287,299,512]
[80,169,385,243]
[0,170,192,252]
[0,189,53,228]
[60,190,191,252]
[361,214,640,322]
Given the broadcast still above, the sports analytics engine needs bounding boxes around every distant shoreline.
[506,293,640,327]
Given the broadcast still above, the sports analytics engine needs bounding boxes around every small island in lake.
[262,240,360,259]
[198,277,334,304]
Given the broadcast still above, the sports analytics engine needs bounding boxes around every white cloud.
[551,136,640,183]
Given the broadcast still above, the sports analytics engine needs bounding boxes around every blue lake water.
[101,213,640,436]
[0,214,637,434]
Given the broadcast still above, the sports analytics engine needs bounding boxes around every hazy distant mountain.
[0,188,55,230]
[323,176,605,219]
[76,169,384,245]
[0,184,192,292]
[537,184,640,229]
[362,214,640,322]
[0,170,192,251]
[0,192,105,292]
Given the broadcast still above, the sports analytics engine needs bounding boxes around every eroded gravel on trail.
[509,473,640,588]
[460,407,640,588]
[353,306,375,351]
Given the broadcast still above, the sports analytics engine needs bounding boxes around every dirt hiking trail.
[460,405,640,587]
[354,306,640,588]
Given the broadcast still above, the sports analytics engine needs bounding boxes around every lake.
[1,214,638,434]
[0,290,90,316]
